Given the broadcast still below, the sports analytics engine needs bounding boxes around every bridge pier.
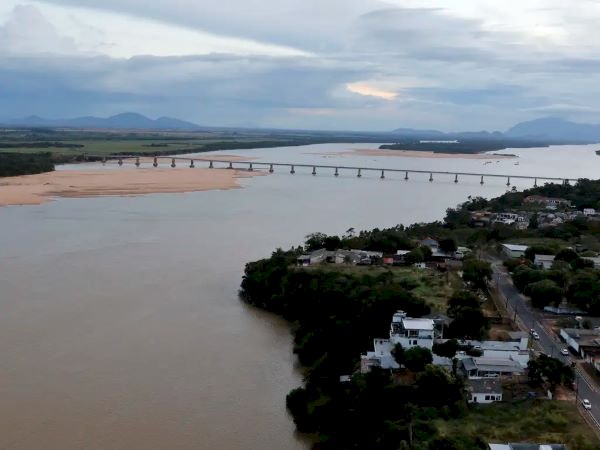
[564,179,570,185]
[506,177,510,186]
[429,173,433,182]
[454,174,458,183]
[312,166,316,175]
[269,164,274,173]
[135,157,140,167]
[290,165,295,174]
[534,178,538,187]
[228,162,233,169]
[153,157,158,167]
[248,163,253,171]
[118,158,123,166]
[480,175,484,185]
[209,161,213,169]
[189,159,195,168]
[102,157,106,166]
[357,169,362,178]
[334,167,339,177]
[380,170,385,179]
[171,158,176,168]
[404,171,409,180]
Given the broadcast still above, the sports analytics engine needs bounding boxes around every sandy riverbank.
[0,167,263,207]
[312,148,517,159]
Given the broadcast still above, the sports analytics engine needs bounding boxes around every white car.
[532,332,540,340]
[561,348,569,356]
[582,399,592,410]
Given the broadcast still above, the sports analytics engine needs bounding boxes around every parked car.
[561,348,569,356]
[582,399,592,410]
[532,331,540,340]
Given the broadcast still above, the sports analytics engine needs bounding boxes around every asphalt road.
[491,262,600,430]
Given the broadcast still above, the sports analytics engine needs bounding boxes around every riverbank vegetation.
[0,152,55,177]
[379,138,549,154]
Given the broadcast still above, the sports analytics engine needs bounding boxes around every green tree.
[403,347,433,372]
[439,238,458,254]
[432,339,459,359]
[528,355,574,392]
[392,343,405,367]
[567,270,600,314]
[462,259,492,289]
[447,290,488,339]
[555,248,579,264]
[525,279,563,308]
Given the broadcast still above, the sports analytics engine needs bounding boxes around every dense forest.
[0,152,55,177]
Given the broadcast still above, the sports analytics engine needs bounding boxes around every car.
[582,399,592,410]
[532,332,540,340]
[561,348,569,356]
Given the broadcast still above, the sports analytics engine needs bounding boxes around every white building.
[534,254,555,270]
[467,378,503,404]
[361,311,436,372]
[458,333,530,368]
[501,243,529,259]
[584,208,597,216]
[583,257,600,269]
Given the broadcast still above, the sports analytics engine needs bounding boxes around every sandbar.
[311,148,517,160]
[0,167,264,207]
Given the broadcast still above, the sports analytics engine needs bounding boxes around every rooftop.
[489,444,566,450]
[534,254,555,261]
[467,378,503,394]
[401,318,434,331]
[502,243,529,251]
[473,357,525,373]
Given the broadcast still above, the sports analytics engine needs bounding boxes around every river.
[0,143,598,449]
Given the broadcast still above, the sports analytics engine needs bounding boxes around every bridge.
[87,155,573,187]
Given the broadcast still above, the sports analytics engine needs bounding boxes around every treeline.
[379,138,548,154]
[506,249,600,313]
[0,152,55,177]
[0,142,83,149]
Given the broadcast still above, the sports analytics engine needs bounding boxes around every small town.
[242,180,600,449]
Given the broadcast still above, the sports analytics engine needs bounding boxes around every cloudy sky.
[1,0,600,131]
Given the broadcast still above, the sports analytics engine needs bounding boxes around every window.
[485,395,491,401]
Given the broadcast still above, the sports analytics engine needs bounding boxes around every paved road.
[491,262,600,430]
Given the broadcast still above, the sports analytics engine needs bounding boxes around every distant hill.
[3,113,201,130]
[392,118,600,143]
[505,117,600,141]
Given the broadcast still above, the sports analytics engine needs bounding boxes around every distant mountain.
[392,118,600,143]
[505,117,600,141]
[3,113,200,130]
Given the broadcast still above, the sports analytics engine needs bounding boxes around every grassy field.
[301,264,461,313]
[0,138,287,156]
[435,400,600,449]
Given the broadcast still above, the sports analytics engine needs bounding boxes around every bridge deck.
[86,155,571,183]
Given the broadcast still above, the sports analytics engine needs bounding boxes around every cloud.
[0,5,77,55]
[1,0,600,130]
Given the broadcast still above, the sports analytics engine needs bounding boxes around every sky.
[1,0,600,131]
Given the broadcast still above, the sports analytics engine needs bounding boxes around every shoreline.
[311,148,517,159]
[0,167,264,207]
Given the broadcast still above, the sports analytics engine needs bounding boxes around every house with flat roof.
[361,311,436,372]
[457,334,530,368]
[467,378,503,404]
[501,243,529,259]
[460,357,525,379]
[534,254,555,270]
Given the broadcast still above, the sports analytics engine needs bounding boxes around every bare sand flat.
[311,148,517,160]
[0,168,263,207]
